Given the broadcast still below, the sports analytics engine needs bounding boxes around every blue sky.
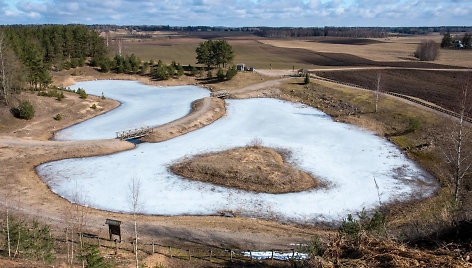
[0,0,471,26]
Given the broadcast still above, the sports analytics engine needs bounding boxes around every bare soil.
[171,145,319,194]
[315,69,472,115]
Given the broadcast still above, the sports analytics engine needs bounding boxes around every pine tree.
[441,32,453,48]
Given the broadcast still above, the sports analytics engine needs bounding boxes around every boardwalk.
[116,126,153,140]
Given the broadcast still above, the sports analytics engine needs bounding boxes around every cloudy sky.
[0,0,470,27]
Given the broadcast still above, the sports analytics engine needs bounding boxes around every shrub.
[190,65,197,76]
[79,243,112,268]
[340,214,361,238]
[304,73,310,84]
[207,70,213,79]
[57,91,64,101]
[76,88,87,99]
[90,104,97,109]
[101,92,105,100]
[54,114,62,120]
[225,66,237,80]
[217,68,225,81]
[298,236,326,257]
[15,100,35,120]
[414,40,439,61]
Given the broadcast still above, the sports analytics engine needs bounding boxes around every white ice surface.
[242,251,308,260]
[54,80,209,140]
[38,80,438,223]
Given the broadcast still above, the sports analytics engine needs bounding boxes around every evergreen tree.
[441,32,453,48]
[217,68,225,81]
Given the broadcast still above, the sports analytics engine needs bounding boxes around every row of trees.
[0,25,107,103]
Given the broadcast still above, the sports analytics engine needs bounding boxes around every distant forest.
[90,25,472,38]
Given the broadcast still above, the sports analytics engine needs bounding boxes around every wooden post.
[292,249,295,259]
[169,246,172,258]
[97,237,100,247]
[209,250,212,262]
[249,250,252,261]
[188,249,191,261]
[152,242,155,254]
[230,250,233,262]
[114,239,118,255]
[131,241,134,253]
[271,250,274,261]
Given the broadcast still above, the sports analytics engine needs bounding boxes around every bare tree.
[374,71,382,113]
[129,177,141,268]
[0,31,8,105]
[414,40,439,61]
[443,74,472,204]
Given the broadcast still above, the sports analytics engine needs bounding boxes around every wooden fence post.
[249,250,252,261]
[209,250,212,262]
[230,250,233,262]
[188,249,191,261]
[114,239,118,255]
[97,237,100,247]
[271,250,274,261]
[292,248,295,259]
[169,246,172,258]
[152,242,155,254]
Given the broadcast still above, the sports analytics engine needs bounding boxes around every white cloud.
[0,0,470,26]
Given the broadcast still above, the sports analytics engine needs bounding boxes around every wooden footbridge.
[116,126,153,140]
[211,90,230,99]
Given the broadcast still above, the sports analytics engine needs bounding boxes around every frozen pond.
[55,80,209,140]
[38,80,437,223]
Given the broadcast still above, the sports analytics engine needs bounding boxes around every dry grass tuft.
[171,146,319,194]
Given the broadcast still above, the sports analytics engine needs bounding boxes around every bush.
[225,66,237,80]
[340,214,361,238]
[79,243,112,268]
[57,91,64,101]
[207,70,213,79]
[76,88,87,99]
[414,40,439,61]
[217,68,225,81]
[304,73,310,84]
[54,114,62,120]
[90,104,97,109]
[15,100,35,120]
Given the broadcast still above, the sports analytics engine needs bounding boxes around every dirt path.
[228,77,290,98]
[142,97,225,143]
[256,66,471,77]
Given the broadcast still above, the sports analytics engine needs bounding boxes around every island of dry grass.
[171,145,320,194]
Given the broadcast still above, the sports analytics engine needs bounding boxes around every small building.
[237,63,246,71]
[105,219,122,241]
[454,40,464,49]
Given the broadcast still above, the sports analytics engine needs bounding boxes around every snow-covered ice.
[242,251,308,260]
[54,80,209,140]
[37,80,438,223]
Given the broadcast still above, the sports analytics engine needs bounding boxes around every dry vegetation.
[172,145,320,194]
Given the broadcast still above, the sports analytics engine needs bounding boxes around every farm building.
[237,63,246,71]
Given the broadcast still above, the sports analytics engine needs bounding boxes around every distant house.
[454,40,464,48]
[237,63,246,71]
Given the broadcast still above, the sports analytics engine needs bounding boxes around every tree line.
[0,25,107,103]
